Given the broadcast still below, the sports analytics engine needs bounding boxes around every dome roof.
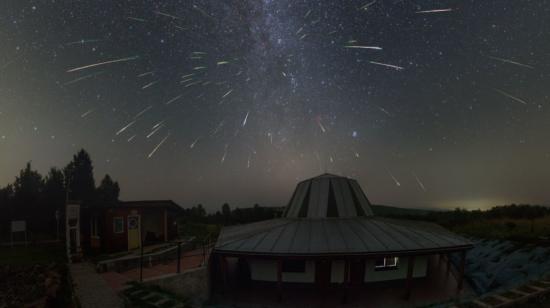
[283,173,374,218]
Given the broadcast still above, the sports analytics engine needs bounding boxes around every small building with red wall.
[86,200,181,253]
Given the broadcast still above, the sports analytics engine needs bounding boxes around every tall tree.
[13,162,43,220]
[0,184,14,221]
[96,174,120,206]
[42,167,66,213]
[222,203,231,217]
[64,149,95,205]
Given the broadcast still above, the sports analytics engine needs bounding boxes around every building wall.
[331,260,345,283]
[248,259,315,283]
[102,208,134,253]
[247,256,428,284]
[141,209,165,243]
[364,256,428,282]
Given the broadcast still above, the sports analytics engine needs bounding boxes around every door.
[127,215,141,250]
[315,259,332,287]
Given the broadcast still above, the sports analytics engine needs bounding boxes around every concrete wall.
[143,266,209,305]
[364,256,428,282]
[249,259,315,283]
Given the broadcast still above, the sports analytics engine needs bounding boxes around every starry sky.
[1,0,549,211]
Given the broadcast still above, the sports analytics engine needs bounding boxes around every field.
[451,216,550,242]
[0,244,66,265]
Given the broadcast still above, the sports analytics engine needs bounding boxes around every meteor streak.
[134,106,152,119]
[389,171,401,187]
[220,144,228,164]
[127,17,146,22]
[416,8,453,14]
[148,134,170,158]
[154,11,182,20]
[493,88,528,105]
[413,172,426,191]
[487,55,534,69]
[222,89,233,98]
[369,61,404,70]
[67,56,139,73]
[344,45,382,50]
[165,95,182,105]
[359,1,376,10]
[80,109,94,118]
[242,111,249,127]
[63,71,104,86]
[141,81,158,89]
[116,121,136,135]
[190,137,200,149]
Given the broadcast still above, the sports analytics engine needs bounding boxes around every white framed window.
[375,257,399,270]
[113,217,124,234]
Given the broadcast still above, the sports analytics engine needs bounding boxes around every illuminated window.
[375,257,399,270]
[113,217,124,234]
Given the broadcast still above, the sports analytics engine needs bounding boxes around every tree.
[0,184,14,221]
[96,174,120,206]
[64,149,95,205]
[13,162,43,220]
[42,167,66,219]
[222,203,231,217]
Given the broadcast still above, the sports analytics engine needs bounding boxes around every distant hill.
[371,204,435,217]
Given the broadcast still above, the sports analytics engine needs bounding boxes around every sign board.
[66,204,80,220]
[11,220,26,233]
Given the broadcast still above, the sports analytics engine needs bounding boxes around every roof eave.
[212,244,474,258]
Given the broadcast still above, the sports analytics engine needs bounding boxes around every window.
[374,257,399,271]
[113,217,124,234]
[282,260,306,273]
[91,216,99,237]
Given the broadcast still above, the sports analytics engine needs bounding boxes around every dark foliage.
[180,203,281,226]
[0,149,120,237]
[378,204,550,229]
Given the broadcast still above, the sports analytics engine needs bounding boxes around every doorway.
[349,259,365,285]
[315,259,332,287]
[127,215,141,250]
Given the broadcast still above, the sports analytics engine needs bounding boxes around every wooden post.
[457,250,466,291]
[342,259,350,304]
[277,258,283,302]
[176,242,181,273]
[139,244,144,282]
[446,253,452,276]
[405,256,415,300]
[219,255,227,292]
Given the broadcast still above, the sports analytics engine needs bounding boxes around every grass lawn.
[0,244,66,265]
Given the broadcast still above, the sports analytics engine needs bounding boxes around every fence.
[137,240,214,282]
[96,239,214,285]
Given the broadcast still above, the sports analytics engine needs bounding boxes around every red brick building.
[86,200,181,253]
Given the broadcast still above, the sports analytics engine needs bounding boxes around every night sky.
[1,0,549,211]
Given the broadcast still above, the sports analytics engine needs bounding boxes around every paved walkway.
[69,262,123,308]
[102,248,209,292]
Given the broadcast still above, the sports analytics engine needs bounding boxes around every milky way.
[1,0,549,210]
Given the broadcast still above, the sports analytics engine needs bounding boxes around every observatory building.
[211,173,472,302]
